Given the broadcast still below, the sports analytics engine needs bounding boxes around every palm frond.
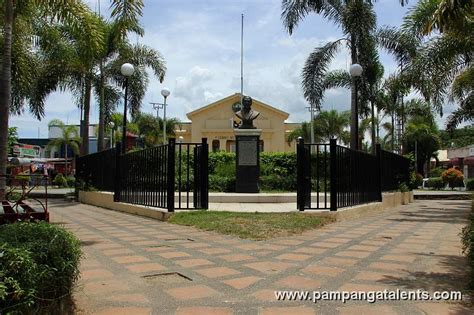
[302,39,343,109]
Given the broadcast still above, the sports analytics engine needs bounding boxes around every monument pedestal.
[234,129,261,193]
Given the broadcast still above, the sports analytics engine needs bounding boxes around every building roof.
[18,138,50,147]
[186,93,289,120]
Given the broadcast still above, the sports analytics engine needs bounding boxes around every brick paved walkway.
[50,200,473,314]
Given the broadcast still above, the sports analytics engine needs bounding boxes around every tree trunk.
[97,62,105,152]
[0,0,13,199]
[81,78,91,155]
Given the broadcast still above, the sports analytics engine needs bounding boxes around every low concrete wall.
[78,190,414,223]
[78,191,170,221]
[322,191,414,222]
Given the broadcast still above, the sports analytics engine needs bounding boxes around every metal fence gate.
[115,138,208,212]
[297,138,410,211]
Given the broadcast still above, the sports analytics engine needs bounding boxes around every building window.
[226,140,236,153]
[212,140,220,152]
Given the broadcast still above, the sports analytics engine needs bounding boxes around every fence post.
[330,138,337,211]
[297,138,305,211]
[376,144,382,202]
[167,138,176,212]
[200,138,209,209]
[113,142,121,202]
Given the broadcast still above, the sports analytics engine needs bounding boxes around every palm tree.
[281,0,378,149]
[47,119,80,176]
[0,0,102,198]
[287,110,350,145]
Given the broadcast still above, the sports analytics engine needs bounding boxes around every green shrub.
[209,152,235,174]
[467,179,474,191]
[0,222,82,313]
[209,175,235,192]
[429,167,444,178]
[66,176,75,188]
[0,244,37,313]
[260,174,297,191]
[461,198,474,288]
[427,177,445,189]
[53,174,68,188]
[408,171,423,189]
[442,168,464,189]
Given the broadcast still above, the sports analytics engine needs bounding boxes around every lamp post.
[161,87,171,145]
[120,63,135,154]
[349,63,363,151]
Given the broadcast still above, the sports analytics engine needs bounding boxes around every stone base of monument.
[234,129,261,193]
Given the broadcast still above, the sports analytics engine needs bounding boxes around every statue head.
[242,96,252,110]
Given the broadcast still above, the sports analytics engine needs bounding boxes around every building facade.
[176,93,300,152]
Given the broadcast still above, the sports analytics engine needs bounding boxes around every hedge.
[0,222,82,314]
[426,177,445,190]
[467,179,474,191]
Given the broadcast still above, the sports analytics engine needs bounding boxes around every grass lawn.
[168,211,334,240]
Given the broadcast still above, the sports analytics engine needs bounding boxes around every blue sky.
[11,0,457,138]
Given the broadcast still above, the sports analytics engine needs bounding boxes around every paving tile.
[218,253,255,262]
[275,253,312,261]
[293,247,327,255]
[222,276,262,289]
[102,248,135,256]
[302,265,345,277]
[368,262,408,272]
[94,307,152,315]
[310,242,341,248]
[112,255,150,264]
[176,258,215,268]
[337,305,398,315]
[414,302,473,315]
[348,245,380,252]
[157,251,191,259]
[319,257,358,267]
[83,279,130,294]
[165,285,219,300]
[380,254,416,263]
[196,266,240,278]
[236,243,266,251]
[125,263,166,273]
[275,275,321,289]
[176,307,233,315]
[353,271,393,282]
[253,289,279,302]
[338,283,389,292]
[81,268,115,281]
[335,250,371,259]
[260,307,315,315]
[198,247,232,255]
[245,261,295,274]
[107,293,150,303]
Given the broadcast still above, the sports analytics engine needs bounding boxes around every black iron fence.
[297,142,331,210]
[380,149,411,191]
[297,139,411,211]
[334,144,381,208]
[76,148,116,191]
[114,138,208,212]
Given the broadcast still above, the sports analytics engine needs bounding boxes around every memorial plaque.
[238,140,257,166]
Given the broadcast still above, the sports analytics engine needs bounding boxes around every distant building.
[447,144,474,179]
[176,93,301,152]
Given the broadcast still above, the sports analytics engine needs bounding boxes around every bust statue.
[235,96,260,129]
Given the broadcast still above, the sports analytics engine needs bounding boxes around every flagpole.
[240,13,244,104]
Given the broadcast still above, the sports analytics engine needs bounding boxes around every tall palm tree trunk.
[0,0,13,199]
[391,112,395,152]
[82,78,91,155]
[97,63,106,152]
